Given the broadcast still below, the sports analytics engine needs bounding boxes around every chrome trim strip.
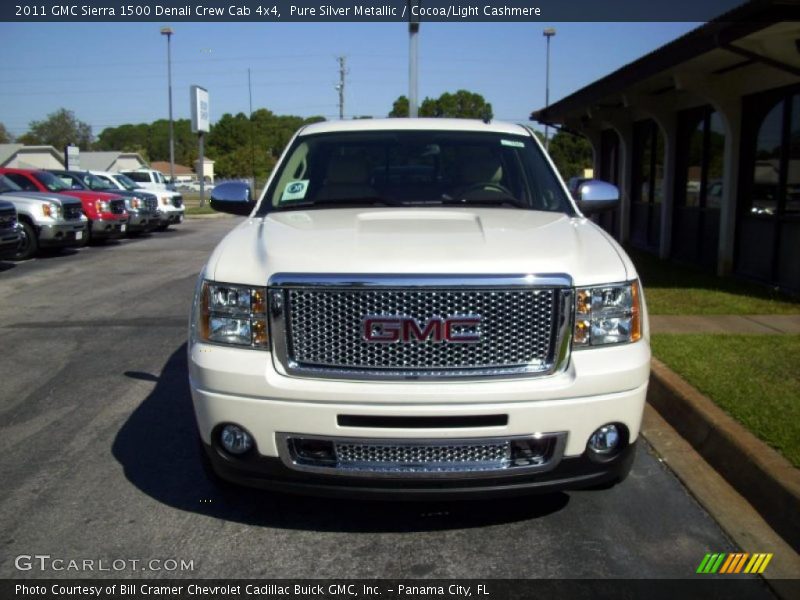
[269,273,572,289]
[268,273,574,381]
[276,432,567,479]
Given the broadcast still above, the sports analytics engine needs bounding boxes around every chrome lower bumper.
[277,432,567,478]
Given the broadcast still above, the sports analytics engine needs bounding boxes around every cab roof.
[299,118,532,137]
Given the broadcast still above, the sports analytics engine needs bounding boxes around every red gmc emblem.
[362,315,482,343]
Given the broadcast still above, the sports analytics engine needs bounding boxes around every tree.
[389,96,410,118]
[388,90,493,120]
[0,123,13,144]
[547,130,593,180]
[24,108,92,149]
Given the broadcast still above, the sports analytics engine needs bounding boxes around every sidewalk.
[650,314,800,335]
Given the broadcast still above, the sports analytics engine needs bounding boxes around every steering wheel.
[456,182,516,199]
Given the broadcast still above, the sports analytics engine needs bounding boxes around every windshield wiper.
[278,196,398,210]
[441,194,526,209]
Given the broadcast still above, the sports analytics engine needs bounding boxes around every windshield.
[259,130,572,215]
[81,172,115,191]
[0,175,22,193]
[113,173,140,191]
[34,171,71,192]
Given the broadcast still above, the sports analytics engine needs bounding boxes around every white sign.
[191,85,210,133]
[65,145,80,170]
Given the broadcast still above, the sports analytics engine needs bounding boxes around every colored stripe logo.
[696,553,773,574]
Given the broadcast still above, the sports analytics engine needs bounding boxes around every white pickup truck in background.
[117,169,185,230]
[189,118,650,499]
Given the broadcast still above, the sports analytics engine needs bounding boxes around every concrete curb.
[647,358,800,552]
[184,212,235,219]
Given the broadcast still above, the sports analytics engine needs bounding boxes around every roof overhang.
[532,0,800,127]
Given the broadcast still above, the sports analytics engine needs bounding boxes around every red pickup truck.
[0,168,128,242]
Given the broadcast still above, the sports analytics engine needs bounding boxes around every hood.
[207,208,632,288]
[0,190,82,207]
[61,190,123,202]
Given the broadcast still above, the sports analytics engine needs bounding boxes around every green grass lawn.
[627,248,800,315]
[651,334,800,467]
[181,192,218,216]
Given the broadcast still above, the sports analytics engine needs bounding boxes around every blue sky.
[0,21,698,138]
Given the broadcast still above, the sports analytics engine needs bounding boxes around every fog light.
[220,424,253,455]
[588,424,620,454]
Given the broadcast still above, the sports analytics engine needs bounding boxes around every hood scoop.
[356,210,485,240]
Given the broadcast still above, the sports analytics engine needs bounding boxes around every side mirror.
[209,182,255,216]
[575,179,619,215]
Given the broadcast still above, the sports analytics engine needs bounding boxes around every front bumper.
[189,340,650,497]
[37,221,88,248]
[203,438,637,499]
[0,229,21,259]
[125,210,159,232]
[90,218,127,239]
[159,206,185,225]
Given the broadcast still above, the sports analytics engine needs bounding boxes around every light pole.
[408,1,420,118]
[543,27,556,151]
[160,26,175,185]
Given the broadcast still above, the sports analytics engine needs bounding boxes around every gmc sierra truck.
[190,119,650,498]
[0,175,87,260]
[119,169,185,230]
[0,199,21,261]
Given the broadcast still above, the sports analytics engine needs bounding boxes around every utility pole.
[408,1,420,117]
[160,27,175,184]
[336,56,346,120]
[248,68,255,187]
[543,27,556,151]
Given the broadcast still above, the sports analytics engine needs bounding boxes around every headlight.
[161,197,169,206]
[42,202,62,218]
[195,281,269,349]
[573,280,642,347]
[95,200,110,213]
[127,197,141,209]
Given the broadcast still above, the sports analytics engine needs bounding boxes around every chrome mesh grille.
[143,197,158,212]
[110,199,126,214]
[63,204,83,220]
[0,210,16,230]
[285,287,556,372]
[335,441,510,467]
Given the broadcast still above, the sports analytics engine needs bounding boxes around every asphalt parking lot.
[0,218,772,585]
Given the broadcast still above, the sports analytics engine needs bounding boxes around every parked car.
[49,170,158,235]
[119,169,185,230]
[89,171,170,232]
[191,118,650,498]
[0,175,88,260]
[0,199,22,261]
[0,168,128,242]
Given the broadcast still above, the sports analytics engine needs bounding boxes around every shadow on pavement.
[113,344,570,533]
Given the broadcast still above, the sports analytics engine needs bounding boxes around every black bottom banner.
[3,579,798,600]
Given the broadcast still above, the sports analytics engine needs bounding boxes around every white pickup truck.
[190,119,650,498]
[118,169,185,230]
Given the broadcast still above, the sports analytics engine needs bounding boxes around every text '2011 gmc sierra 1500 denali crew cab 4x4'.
[190,119,650,499]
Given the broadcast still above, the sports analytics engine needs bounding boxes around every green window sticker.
[281,180,309,201]
[501,139,525,148]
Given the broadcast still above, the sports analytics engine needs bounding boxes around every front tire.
[14,220,38,260]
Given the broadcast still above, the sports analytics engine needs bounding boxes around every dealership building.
[533,0,800,292]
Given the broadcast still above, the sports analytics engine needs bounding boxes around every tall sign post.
[190,85,210,207]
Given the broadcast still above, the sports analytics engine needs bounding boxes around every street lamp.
[543,27,556,151]
[160,26,175,185]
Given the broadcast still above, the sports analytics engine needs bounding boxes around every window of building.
[677,107,725,209]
